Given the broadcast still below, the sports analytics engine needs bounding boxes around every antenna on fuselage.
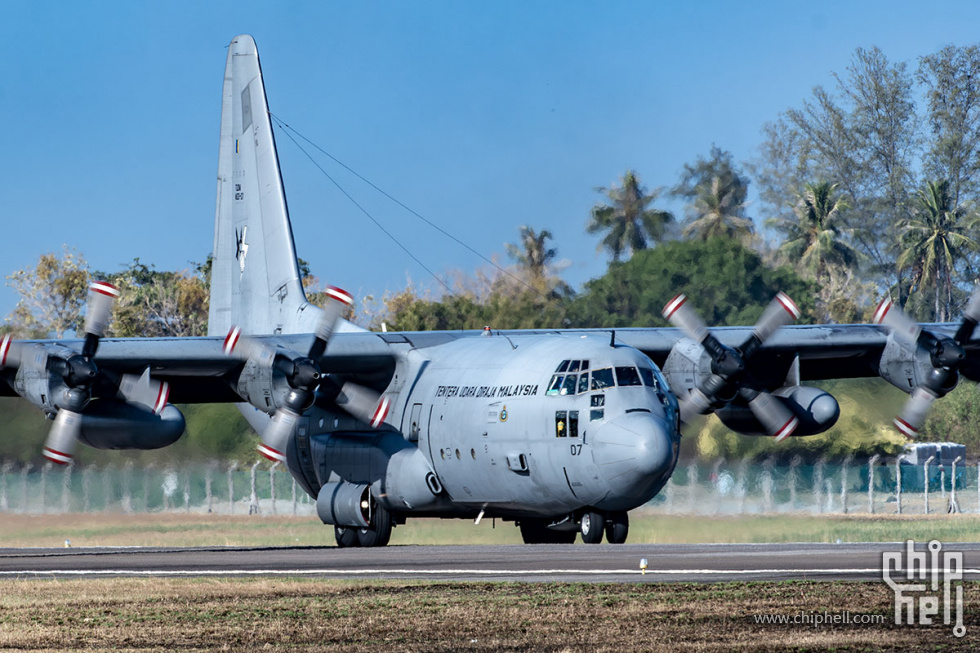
[609,330,616,348]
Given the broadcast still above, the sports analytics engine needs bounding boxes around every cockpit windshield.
[546,359,665,395]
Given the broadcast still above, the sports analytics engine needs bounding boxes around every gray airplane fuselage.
[292,333,681,520]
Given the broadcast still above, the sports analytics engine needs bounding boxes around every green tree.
[917,45,980,208]
[673,146,754,242]
[898,179,979,321]
[106,260,209,337]
[506,226,557,285]
[568,237,815,329]
[5,246,89,338]
[769,182,861,321]
[587,170,673,262]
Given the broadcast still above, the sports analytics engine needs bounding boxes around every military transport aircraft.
[2,35,980,547]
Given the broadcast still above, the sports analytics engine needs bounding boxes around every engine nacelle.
[878,334,956,395]
[661,337,729,403]
[309,431,443,513]
[715,386,840,436]
[76,401,186,450]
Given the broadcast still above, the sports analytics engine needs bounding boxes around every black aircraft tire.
[580,512,605,544]
[357,505,393,547]
[335,526,358,548]
[604,511,629,544]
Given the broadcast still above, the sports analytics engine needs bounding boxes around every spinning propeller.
[224,287,390,463]
[662,292,801,441]
[873,289,980,438]
[1,282,123,465]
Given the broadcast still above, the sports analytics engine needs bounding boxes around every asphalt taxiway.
[2,542,980,582]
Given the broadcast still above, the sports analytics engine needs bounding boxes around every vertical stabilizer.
[208,35,319,337]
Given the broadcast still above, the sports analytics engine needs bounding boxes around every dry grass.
[2,512,980,549]
[0,578,975,651]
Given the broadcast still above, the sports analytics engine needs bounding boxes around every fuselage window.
[556,410,568,437]
[568,411,579,437]
[615,366,642,386]
[639,367,658,389]
[591,368,614,390]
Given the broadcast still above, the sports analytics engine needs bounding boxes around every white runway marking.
[4,568,980,578]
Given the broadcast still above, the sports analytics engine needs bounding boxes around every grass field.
[0,577,975,651]
[2,513,977,651]
[1,511,979,548]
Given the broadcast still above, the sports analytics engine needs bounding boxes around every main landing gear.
[519,510,629,544]
[335,504,393,548]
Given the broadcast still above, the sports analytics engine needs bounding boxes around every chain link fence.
[0,457,977,516]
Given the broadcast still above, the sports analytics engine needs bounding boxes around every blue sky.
[4,1,980,323]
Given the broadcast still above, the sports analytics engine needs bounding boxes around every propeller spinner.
[662,292,801,441]
[224,287,390,463]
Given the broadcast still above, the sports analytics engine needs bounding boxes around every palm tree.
[587,170,673,262]
[506,226,557,283]
[899,179,979,321]
[769,182,859,281]
[681,175,755,242]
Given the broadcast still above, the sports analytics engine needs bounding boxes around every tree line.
[6,42,980,462]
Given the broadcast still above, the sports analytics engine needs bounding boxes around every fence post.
[950,456,962,513]
[81,465,91,513]
[183,469,191,513]
[249,461,260,515]
[0,462,9,511]
[40,462,49,514]
[736,460,747,514]
[840,455,852,515]
[789,456,801,510]
[102,464,113,512]
[814,458,826,513]
[868,454,880,514]
[762,458,774,513]
[896,455,906,515]
[228,462,238,514]
[687,462,698,513]
[270,462,279,515]
[61,463,73,513]
[924,455,935,514]
[205,463,214,514]
[291,478,297,515]
[940,464,947,501]
[121,461,132,514]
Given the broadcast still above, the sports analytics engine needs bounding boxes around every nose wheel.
[580,511,605,544]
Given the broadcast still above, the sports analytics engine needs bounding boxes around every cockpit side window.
[615,366,642,386]
[577,372,590,394]
[546,374,564,396]
[639,367,658,389]
[591,368,614,390]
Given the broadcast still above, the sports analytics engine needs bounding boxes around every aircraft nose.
[592,412,674,507]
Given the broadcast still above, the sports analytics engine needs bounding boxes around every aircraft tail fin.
[207,35,320,337]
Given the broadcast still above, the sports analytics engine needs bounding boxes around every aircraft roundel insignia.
[499,406,508,422]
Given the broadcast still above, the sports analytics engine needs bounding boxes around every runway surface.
[3,542,980,582]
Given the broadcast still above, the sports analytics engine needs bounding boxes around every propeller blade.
[84,282,120,338]
[893,387,938,439]
[337,382,390,428]
[118,370,170,415]
[222,326,277,366]
[873,297,921,347]
[662,294,709,342]
[0,335,21,370]
[257,409,298,463]
[954,286,980,344]
[310,287,354,359]
[745,391,798,442]
[752,292,801,343]
[677,388,713,423]
[43,410,83,465]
